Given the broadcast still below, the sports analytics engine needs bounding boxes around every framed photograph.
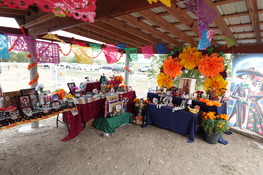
[20,88,39,107]
[19,95,32,108]
[3,91,21,107]
[178,78,196,95]
[67,82,76,94]
[108,101,123,114]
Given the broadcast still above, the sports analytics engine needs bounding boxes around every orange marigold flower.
[218,125,223,128]
[163,57,183,78]
[178,46,202,69]
[157,73,174,89]
[198,53,225,77]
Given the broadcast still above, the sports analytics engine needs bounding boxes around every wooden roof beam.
[102,18,162,45]
[85,21,154,46]
[138,9,196,46]
[246,0,261,44]
[26,0,180,36]
[78,24,143,48]
[119,14,182,47]
[64,27,137,48]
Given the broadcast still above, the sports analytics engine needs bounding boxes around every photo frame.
[178,78,196,95]
[19,95,32,108]
[20,88,39,107]
[3,91,21,107]
[67,82,76,94]
[108,101,123,114]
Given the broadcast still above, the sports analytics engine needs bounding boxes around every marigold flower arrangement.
[200,111,229,134]
[178,46,202,69]
[163,56,183,78]
[157,73,174,89]
[133,98,151,115]
[203,75,228,96]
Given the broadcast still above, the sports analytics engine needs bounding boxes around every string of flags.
[0,31,235,64]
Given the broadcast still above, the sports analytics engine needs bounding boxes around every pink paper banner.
[0,0,96,22]
[141,46,154,59]
[35,41,60,64]
[103,44,119,64]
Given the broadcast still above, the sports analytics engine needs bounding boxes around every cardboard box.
[85,118,95,128]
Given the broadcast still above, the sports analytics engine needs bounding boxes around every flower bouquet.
[133,98,151,125]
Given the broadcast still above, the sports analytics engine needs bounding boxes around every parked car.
[71,63,82,70]
[58,62,72,69]
[112,65,134,74]
[101,64,113,70]
[138,66,151,72]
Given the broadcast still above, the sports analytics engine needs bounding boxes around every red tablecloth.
[61,91,136,141]
[85,82,101,92]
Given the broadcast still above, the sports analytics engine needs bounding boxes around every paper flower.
[198,53,225,77]
[35,83,45,93]
[203,75,228,96]
[163,56,183,78]
[178,46,202,69]
[157,73,174,89]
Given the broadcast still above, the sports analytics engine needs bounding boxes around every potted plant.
[200,111,229,144]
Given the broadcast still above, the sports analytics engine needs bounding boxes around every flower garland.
[28,73,39,85]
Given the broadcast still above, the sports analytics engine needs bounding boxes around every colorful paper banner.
[35,41,60,64]
[222,35,236,48]
[141,46,154,58]
[124,48,138,62]
[117,43,126,50]
[89,43,102,53]
[0,34,9,59]
[156,43,168,54]
[72,45,94,64]
[198,29,210,50]
[103,44,119,64]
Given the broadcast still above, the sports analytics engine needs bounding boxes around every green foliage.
[2,51,30,63]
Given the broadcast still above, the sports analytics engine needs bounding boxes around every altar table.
[146,103,198,143]
[61,91,136,141]
[147,92,227,114]
[93,112,132,133]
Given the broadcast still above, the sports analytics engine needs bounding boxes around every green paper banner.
[124,48,138,62]
[89,43,102,52]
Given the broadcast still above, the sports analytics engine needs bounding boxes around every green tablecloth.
[93,112,132,133]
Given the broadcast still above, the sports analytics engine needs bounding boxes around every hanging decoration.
[141,46,154,59]
[59,44,72,56]
[184,0,217,43]
[222,35,236,48]
[0,34,9,59]
[89,43,101,52]
[179,46,202,69]
[203,75,228,96]
[72,45,94,64]
[103,44,120,64]
[42,33,65,44]
[162,56,183,78]
[117,43,126,50]
[35,41,60,64]
[156,43,168,54]
[0,0,97,22]
[198,53,225,78]
[198,29,210,50]
[124,48,138,62]
[147,0,172,7]
[207,29,216,42]
[70,38,86,46]
[6,33,33,53]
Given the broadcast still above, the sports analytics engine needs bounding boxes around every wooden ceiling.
[0,0,263,53]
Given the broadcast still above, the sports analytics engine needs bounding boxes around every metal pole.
[124,54,130,86]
